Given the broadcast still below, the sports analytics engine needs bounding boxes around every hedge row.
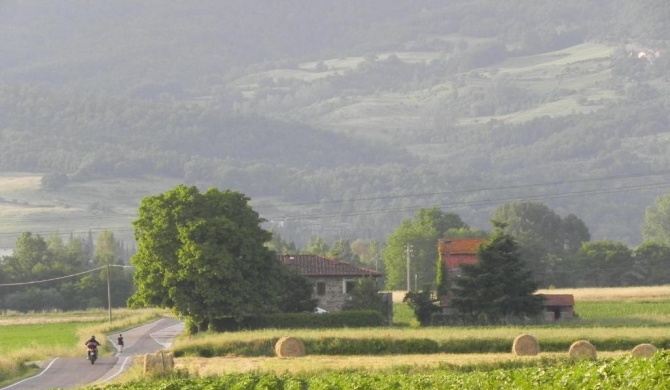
[174,336,670,358]
[187,310,386,333]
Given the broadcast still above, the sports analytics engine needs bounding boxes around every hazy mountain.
[1,0,670,248]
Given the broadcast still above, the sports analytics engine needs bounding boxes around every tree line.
[4,185,670,328]
[0,231,134,312]
[382,196,670,290]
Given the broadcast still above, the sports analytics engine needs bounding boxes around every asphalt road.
[1,317,184,390]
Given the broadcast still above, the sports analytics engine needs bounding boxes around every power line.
[0,213,136,224]
[274,180,670,222]
[253,168,670,209]
[0,170,668,239]
[0,226,134,239]
[0,265,133,287]
[2,168,667,225]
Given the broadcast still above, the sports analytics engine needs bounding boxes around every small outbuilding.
[540,294,575,321]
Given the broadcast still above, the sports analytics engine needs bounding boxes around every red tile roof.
[438,238,487,270]
[443,254,478,269]
[279,254,381,277]
[540,294,575,307]
[438,238,487,255]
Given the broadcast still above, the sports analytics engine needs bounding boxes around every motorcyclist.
[85,335,101,359]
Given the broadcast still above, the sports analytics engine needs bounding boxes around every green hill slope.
[1,1,670,247]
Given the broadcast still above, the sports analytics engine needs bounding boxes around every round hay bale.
[512,334,540,356]
[162,352,175,369]
[143,353,158,376]
[568,340,597,360]
[143,352,175,376]
[631,343,657,358]
[275,336,305,358]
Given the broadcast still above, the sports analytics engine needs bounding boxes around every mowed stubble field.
[171,285,670,376]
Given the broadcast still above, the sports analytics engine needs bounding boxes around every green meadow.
[0,323,83,353]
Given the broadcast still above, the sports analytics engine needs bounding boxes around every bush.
[342,278,392,323]
[198,310,386,333]
[403,290,440,326]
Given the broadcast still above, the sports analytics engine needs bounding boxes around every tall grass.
[392,302,419,327]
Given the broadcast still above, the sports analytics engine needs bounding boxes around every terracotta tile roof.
[438,238,487,255]
[540,294,575,307]
[279,254,381,277]
[443,254,478,269]
[438,239,487,269]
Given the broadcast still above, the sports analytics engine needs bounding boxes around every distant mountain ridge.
[1,1,669,246]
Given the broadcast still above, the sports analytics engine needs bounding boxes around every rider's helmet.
[91,336,96,340]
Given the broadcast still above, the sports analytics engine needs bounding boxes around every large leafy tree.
[267,230,297,254]
[493,201,590,287]
[634,241,670,285]
[351,238,383,271]
[303,236,330,256]
[383,208,467,290]
[449,222,543,324]
[642,193,670,246]
[129,185,287,329]
[576,241,634,287]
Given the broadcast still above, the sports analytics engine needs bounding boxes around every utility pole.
[405,244,413,291]
[107,262,112,323]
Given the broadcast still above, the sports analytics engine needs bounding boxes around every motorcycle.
[87,345,98,364]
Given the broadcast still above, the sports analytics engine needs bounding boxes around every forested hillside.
[1,0,670,248]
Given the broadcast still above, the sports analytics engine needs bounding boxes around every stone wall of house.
[310,276,354,312]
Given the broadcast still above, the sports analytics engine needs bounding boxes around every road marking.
[0,358,59,390]
[100,356,133,383]
[150,322,185,348]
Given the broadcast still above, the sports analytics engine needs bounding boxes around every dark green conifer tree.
[450,222,543,324]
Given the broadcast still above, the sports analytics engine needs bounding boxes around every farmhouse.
[279,254,382,312]
[437,238,576,320]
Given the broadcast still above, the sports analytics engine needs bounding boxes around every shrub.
[403,290,440,326]
[201,310,385,333]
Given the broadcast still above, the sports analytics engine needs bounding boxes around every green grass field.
[576,301,670,324]
[0,323,84,353]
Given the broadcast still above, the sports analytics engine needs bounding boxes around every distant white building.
[0,248,13,257]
